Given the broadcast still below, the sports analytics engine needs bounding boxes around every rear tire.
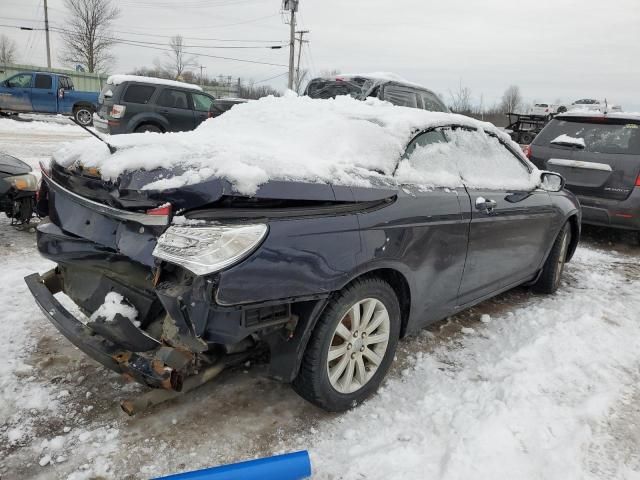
[293,278,401,412]
[73,106,93,126]
[520,132,534,144]
[135,124,162,133]
[533,223,571,294]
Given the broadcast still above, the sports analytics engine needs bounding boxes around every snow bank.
[53,94,529,196]
[106,74,203,92]
[305,247,640,479]
[551,134,586,148]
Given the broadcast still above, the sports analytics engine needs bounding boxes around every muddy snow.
[0,118,639,479]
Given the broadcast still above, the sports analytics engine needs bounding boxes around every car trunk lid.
[530,116,640,201]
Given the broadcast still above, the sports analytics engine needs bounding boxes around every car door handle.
[159,109,169,114]
[475,196,497,212]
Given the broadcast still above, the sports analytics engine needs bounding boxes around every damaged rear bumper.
[24,269,183,391]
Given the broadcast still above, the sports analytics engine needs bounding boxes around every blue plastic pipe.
[153,450,312,480]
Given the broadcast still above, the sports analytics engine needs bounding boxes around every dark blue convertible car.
[25,96,580,412]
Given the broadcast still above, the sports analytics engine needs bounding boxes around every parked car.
[93,75,216,135]
[25,97,580,412]
[527,112,640,233]
[570,99,622,113]
[529,103,567,118]
[0,71,98,126]
[208,98,248,119]
[0,153,37,224]
[304,73,449,112]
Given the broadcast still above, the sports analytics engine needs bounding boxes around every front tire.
[533,223,571,294]
[293,278,401,412]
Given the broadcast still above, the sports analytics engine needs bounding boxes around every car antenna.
[69,117,117,154]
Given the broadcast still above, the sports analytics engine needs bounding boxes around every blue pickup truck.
[0,71,99,125]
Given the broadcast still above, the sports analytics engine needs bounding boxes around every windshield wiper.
[70,117,117,154]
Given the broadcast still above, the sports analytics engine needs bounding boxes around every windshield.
[535,119,640,155]
[305,77,372,99]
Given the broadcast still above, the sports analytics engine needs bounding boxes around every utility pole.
[295,30,309,93]
[199,65,206,86]
[43,0,52,68]
[284,0,299,90]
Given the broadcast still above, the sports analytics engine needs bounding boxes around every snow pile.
[89,292,138,326]
[0,117,79,133]
[304,247,640,479]
[52,94,527,196]
[551,134,586,148]
[106,74,202,91]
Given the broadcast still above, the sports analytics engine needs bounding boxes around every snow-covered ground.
[0,116,639,479]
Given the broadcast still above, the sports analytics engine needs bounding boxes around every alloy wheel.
[326,298,390,394]
[76,108,92,126]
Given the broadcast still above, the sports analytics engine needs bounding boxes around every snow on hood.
[53,94,516,196]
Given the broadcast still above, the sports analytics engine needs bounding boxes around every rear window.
[535,103,548,107]
[535,119,640,155]
[123,84,156,104]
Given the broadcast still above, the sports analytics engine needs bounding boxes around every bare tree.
[162,35,196,80]
[500,85,523,113]
[60,0,119,72]
[294,68,309,94]
[448,80,473,113]
[0,34,18,65]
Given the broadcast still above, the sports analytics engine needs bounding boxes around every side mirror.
[540,171,565,192]
[58,88,65,99]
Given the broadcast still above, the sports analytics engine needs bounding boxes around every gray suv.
[94,76,216,135]
[304,73,449,112]
[528,112,640,233]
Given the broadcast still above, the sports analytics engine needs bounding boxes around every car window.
[383,85,418,108]
[395,129,463,188]
[6,73,32,88]
[192,93,214,112]
[66,78,75,90]
[157,89,190,109]
[34,74,52,90]
[421,92,446,112]
[123,84,156,104]
[59,77,67,89]
[445,128,534,190]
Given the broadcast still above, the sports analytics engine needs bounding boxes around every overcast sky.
[1,0,639,110]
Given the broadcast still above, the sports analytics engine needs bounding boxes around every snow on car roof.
[53,93,519,196]
[106,74,203,92]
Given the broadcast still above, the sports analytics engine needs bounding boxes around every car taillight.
[147,203,172,216]
[523,144,532,159]
[635,173,640,187]
[110,104,126,119]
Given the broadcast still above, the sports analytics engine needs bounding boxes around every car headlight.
[152,223,268,276]
[6,173,38,192]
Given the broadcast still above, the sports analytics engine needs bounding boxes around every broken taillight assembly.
[146,203,172,216]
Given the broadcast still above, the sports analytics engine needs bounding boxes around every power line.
[255,71,288,84]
